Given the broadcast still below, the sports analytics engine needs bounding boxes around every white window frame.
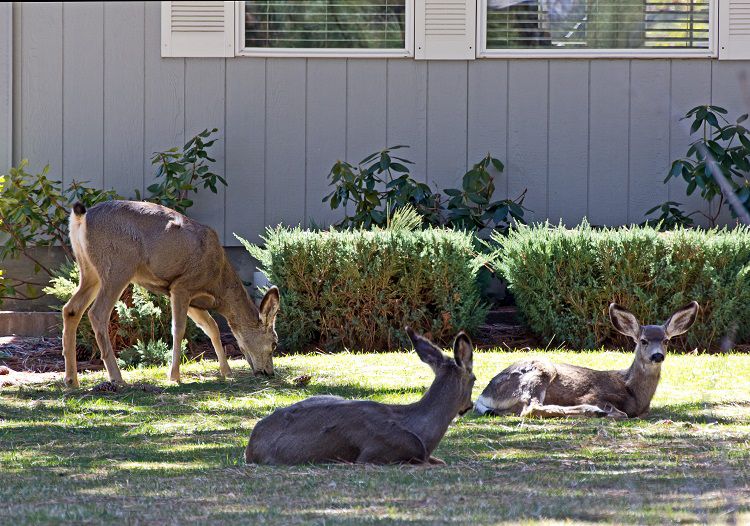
[235,0,415,58]
[477,0,719,58]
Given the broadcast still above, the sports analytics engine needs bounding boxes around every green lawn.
[1,349,749,525]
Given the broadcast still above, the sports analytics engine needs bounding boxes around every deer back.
[245,396,428,465]
[82,201,230,296]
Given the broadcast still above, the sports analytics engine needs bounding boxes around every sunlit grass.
[1,349,749,525]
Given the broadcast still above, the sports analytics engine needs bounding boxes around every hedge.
[492,222,750,350]
[239,227,487,352]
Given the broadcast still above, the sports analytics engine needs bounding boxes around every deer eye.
[640,339,649,345]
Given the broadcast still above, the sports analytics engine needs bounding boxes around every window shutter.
[415,0,476,59]
[161,1,235,58]
[719,0,750,59]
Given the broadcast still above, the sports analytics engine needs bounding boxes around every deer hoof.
[428,456,446,465]
[64,376,80,389]
[168,369,181,383]
[219,365,232,378]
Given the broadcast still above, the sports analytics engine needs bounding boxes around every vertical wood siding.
[10,2,750,245]
[0,3,12,172]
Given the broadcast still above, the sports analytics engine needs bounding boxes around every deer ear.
[259,286,280,327]
[609,303,641,340]
[406,327,445,371]
[664,301,699,338]
[453,331,473,371]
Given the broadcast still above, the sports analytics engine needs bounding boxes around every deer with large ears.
[245,328,476,465]
[474,302,700,419]
[62,200,281,387]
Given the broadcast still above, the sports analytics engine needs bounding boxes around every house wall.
[5,2,750,246]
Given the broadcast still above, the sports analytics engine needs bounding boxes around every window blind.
[485,0,710,49]
[244,1,408,49]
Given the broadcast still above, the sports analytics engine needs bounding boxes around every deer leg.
[168,291,190,383]
[521,402,612,419]
[476,361,554,416]
[61,264,100,388]
[88,280,129,385]
[187,307,231,378]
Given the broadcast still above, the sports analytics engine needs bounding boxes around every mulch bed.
[0,308,536,375]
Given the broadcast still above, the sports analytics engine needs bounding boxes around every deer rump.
[245,396,428,465]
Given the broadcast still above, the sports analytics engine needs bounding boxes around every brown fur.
[245,329,476,465]
[475,302,699,419]
[61,200,280,387]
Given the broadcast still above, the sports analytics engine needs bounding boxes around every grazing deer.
[245,328,476,465]
[62,200,280,387]
[474,302,699,419]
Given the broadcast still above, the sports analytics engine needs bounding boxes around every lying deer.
[245,328,475,465]
[474,302,699,419]
[62,200,280,387]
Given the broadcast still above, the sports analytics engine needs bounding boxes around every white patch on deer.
[474,394,517,415]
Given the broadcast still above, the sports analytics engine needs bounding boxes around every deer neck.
[215,268,261,332]
[622,356,661,413]
[402,371,462,454]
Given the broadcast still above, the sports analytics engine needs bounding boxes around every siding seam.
[465,61,469,173]
[61,3,65,187]
[667,60,673,203]
[304,58,308,228]
[505,61,509,198]
[102,2,105,188]
[142,4,146,196]
[425,61,429,184]
[586,60,591,220]
[546,60,550,219]
[223,58,227,242]
[627,60,632,224]
[263,58,268,231]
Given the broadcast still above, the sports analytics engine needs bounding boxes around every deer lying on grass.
[62,200,280,388]
[245,328,476,465]
[474,302,699,419]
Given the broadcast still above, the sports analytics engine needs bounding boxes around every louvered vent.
[416,0,476,59]
[161,1,235,58]
[720,0,750,59]
[729,0,750,36]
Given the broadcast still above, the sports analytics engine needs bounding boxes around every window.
[238,0,414,57]
[479,0,717,57]
[162,1,746,60]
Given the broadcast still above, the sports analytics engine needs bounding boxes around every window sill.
[478,49,717,59]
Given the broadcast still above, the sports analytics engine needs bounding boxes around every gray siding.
[6,2,750,245]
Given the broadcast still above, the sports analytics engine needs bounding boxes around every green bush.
[44,263,198,357]
[118,339,186,370]
[492,222,750,350]
[239,226,488,352]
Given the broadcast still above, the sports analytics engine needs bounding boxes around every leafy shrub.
[324,146,526,236]
[0,129,224,305]
[118,339,186,370]
[44,263,198,357]
[0,161,120,302]
[239,225,488,352]
[493,222,750,350]
[136,128,226,213]
[645,104,750,228]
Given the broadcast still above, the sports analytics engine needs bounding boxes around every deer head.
[406,327,476,415]
[233,287,280,376]
[609,301,699,365]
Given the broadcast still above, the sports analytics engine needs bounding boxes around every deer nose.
[650,353,665,363]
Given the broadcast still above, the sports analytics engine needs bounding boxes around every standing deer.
[245,328,475,465]
[474,302,699,419]
[62,200,281,387]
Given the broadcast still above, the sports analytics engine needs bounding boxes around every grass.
[1,349,749,525]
